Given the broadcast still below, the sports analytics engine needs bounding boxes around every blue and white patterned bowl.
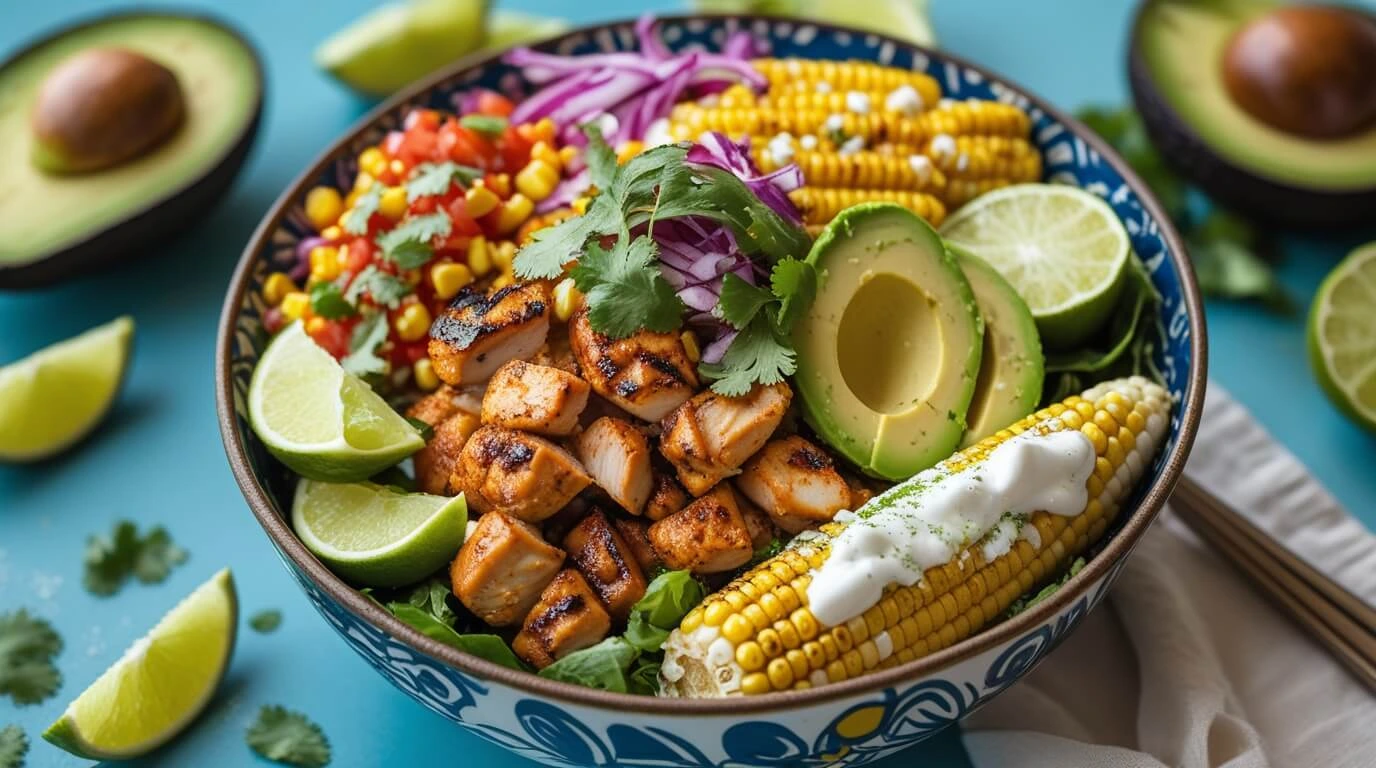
[216,16,1206,767]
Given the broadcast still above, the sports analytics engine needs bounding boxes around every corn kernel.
[486,173,512,198]
[262,272,298,306]
[431,262,475,300]
[305,316,327,337]
[736,642,766,671]
[493,241,517,274]
[552,278,582,321]
[530,117,557,143]
[515,159,560,202]
[741,673,771,695]
[320,225,342,241]
[358,147,387,179]
[305,186,344,231]
[491,273,515,290]
[722,614,753,644]
[280,292,310,321]
[390,159,407,177]
[378,186,408,220]
[616,141,644,164]
[413,358,440,391]
[530,140,562,170]
[467,236,492,276]
[680,330,701,363]
[395,303,432,342]
[558,146,579,166]
[766,657,794,689]
[309,246,342,281]
[353,171,376,193]
[571,196,591,215]
[491,194,534,235]
[465,185,501,218]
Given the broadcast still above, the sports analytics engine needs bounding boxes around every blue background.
[2,1,1373,766]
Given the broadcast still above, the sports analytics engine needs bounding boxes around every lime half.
[44,569,237,760]
[940,184,1130,349]
[248,322,424,482]
[1309,242,1376,432]
[0,316,133,462]
[293,480,468,586]
[316,0,489,97]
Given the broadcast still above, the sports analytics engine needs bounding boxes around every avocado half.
[792,203,984,481]
[0,12,264,289]
[1128,0,1376,227]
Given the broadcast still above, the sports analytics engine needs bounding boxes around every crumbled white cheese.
[1020,523,1042,550]
[766,132,795,166]
[938,97,957,110]
[908,154,933,184]
[643,117,673,148]
[884,84,924,116]
[786,59,802,76]
[698,93,720,108]
[930,133,957,160]
[956,153,970,172]
[838,136,866,156]
[824,113,845,134]
[844,90,871,115]
[815,80,833,94]
[799,134,818,150]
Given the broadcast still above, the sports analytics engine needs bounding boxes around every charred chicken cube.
[451,425,592,522]
[659,382,793,496]
[736,435,852,533]
[738,495,779,549]
[413,409,481,495]
[513,569,612,669]
[562,510,648,622]
[451,512,565,627]
[406,385,462,427]
[429,283,551,385]
[575,417,653,515]
[644,473,689,522]
[568,308,698,422]
[611,516,661,574]
[481,359,590,436]
[647,485,755,574]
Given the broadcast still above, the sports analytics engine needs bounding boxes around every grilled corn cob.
[755,148,949,194]
[751,59,942,110]
[790,187,947,228]
[658,377,1171,697]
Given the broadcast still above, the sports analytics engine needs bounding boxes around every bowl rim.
[216,13,1207,716]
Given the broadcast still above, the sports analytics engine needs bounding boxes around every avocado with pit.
[1129,0,1376,226]
[0,12,263,289]
[950,246,1044,448]
[792,203,983,481]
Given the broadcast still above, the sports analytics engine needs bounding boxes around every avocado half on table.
[1129,0,1376,226]
[0,12,263,289]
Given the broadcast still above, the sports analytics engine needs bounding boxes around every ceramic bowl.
[217,16,1206,767]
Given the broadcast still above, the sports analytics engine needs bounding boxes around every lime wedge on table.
[0,315,133,462]
[1309,242,1376,432]
[248,322,424,482]
[293,480,468,586]
[44,569,237,760]
[695,0,935,46]
[316,0,489,97]
[940,184,1130,350]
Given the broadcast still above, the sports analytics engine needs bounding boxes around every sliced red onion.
[685,132,805,225]
[701,329,738,364]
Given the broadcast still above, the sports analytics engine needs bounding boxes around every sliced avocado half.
[1129,0,1376,226]
[792,203,983,481]
[951,246,1044,448]
[0,12,263,289]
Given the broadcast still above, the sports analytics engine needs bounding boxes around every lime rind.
[1308,243,1376,431]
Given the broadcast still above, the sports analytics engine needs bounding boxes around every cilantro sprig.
[405,162,482,203]
[341,311,390,378]
[83,521,187,596]
[340,186,380,235]
[246,706,330,767]
[569,240,684,338]
[376,212,452,269]
[345,265,412,308]
[0,610,62,706]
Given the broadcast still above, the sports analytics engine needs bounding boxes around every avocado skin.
[0,12,263,290]
[1127,3,1376,229]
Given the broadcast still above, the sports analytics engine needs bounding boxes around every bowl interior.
[220,15,1202,711]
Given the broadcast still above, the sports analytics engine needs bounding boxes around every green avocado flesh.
[951,247,1043,448]
[1136,0,1376,190]
[0,16,259,267]
[793,203,983,481]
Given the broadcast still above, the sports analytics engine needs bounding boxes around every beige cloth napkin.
[961,383,1376,768]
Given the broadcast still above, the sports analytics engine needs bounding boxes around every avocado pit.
[1222,5,1376,140]
[31,47,185,174]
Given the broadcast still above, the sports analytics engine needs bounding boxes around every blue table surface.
[3,0,1374,765]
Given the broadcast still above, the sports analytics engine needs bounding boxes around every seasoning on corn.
[657,377,1171,697]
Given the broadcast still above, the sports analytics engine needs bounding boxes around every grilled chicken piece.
[568,308,698,422]
[611,517,661,574]
[513,569,612,669]
[429,283,551,385]
[736,435,852,534]
[563,510,648,622]
[451,425,592,522]
[644,473,689,521]
[451,512,565,627]
[647,485,755,574]
[406,385,462,427]
[575,417,653,515]
[481,360,590,436]
[738,495,778,549]
[659,382,793,496]
[406,387,480,495]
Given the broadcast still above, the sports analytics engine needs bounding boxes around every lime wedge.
[293,480,468,586]
[1309,242,1376,432]
[695,0,935,46]
[940,183,1130,349]
[316,0,489,97]
[248,322,424,482]
[44,569,237,760]
[0,316,133,462]
[485,10,569,49]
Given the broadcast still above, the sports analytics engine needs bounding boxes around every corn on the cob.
[755,148,949,194]
[925,135,1042,179]
[751,59,942,110]
[658,376,1171,697]
[789,187,947,228]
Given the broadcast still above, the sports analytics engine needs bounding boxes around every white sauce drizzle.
[807,430,1096,627]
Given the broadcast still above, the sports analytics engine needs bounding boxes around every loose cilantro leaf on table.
[308,282,356,320]
[570,239,685,338]
[345,265,412,308]
[83,521,187,596]
[340,186,380,235]
[249,610,283,634]
[246,706,331,767]
[0,725,27,768]
[0,610,62,706]
[406,162,482,202]
[377,212,452,269]
[341,311,390,378]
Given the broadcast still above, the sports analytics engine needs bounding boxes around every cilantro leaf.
[404,416,435,442]
[308,281,356,320]
[770,258,817,330]
[699,313,796,396]
[582,123,619,193]
[83,521,186,596]
[341,311,390,377]
[0,610,62,706]
[0,725,27,768]
[460,114,507,136]
[249,610,283,634]
[405,162,482,202]
[246,706,331,767]
[376,212,452,269]
[1188,210,1292,311]
[570,239,684,338]
[404,577,458,627]
[340,186,380,235]
[345,265,412,308]
[717,274,774,329]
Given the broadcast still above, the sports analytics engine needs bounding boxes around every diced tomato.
[440,121,497,169]
[474,90,515,117]
[309,318,353,359]
[483,172,511,199]
[497,125,533,172]
[444,197,484,237]
[404,109,442,132]
[396,129,439,167]
[410,196,439,215]
[346,237,375,272]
